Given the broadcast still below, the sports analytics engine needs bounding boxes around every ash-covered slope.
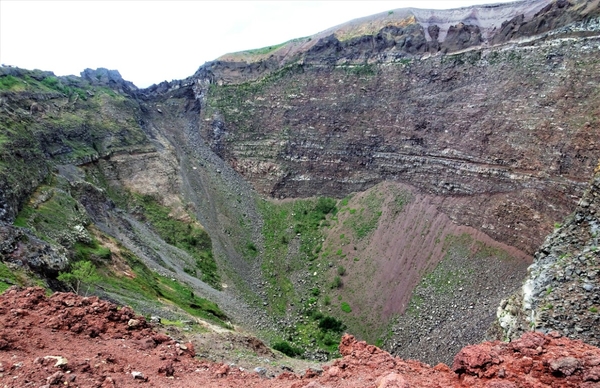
[497,161,600,346]
[211,0,599,81]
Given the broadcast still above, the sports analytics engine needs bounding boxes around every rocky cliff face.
[197,1,600,258]
[497,161,600,346]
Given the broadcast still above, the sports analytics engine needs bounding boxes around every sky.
[1,1,520,88]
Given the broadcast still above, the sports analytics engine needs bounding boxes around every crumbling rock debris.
[3,288,600,387]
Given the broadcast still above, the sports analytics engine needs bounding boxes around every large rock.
[0,225,68,275]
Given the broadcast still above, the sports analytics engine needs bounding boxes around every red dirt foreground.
[2,288,600,388]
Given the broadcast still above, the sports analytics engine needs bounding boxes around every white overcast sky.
[1,1,519,88]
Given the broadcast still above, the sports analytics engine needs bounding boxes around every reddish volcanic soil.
[2,287,600,387]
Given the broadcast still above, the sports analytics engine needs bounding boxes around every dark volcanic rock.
[443,23,483,52]
[0,225,68,276]
[497,162,600,347]
[80,67,138,94]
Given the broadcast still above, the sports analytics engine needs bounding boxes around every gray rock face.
[0,225,68,275]
[80,68,138,94]
[497,163,600,347]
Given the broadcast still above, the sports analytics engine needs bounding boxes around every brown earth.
[3,287,600,388]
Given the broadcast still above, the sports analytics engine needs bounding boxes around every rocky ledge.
[2,287,600,387]
[498,162,600,346]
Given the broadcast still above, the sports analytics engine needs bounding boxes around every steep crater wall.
[199,35,600,256]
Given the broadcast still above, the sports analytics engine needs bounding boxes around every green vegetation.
[0,261,46,294]
[590,306,598,313]
[96,244,229,327]
[57,260,100,295]
[543,303,554,311]
[0,75,25,91]
[73,241,111,262]
[273,341,303,357]
[206,62,306,132]
[318,315,345,332]
[13,180,90,248]
[279,311,346,356]
[341,301,352,313]
[238,43,287,56]
[257,196,336,314]
[229,37,309,57]
[255,196,348,358]
[132,194,220,288]
[340,63,377,77]
[343,190,384,239]
[330,276,343,289]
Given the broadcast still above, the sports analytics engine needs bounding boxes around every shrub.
[330,276,343,289]
[315,197,336,216]
[57,260,99,295]
[341,302,352,313]
[337,265,346,276]
[318,316,345,333]
[273,341,303,357]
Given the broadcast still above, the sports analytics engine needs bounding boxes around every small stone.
[131,371,147,381]
[549,357,581,376]
[128,319,141,328]
[158,362,174,377]
[44,356,68,368]
[216,364,230,377]
[376,372,410,388]
[47,371,64,385]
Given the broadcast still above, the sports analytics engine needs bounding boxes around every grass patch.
[257,196,336,314]
[343,190,384,239]
[98,246,229,327]
[132,194,220,289]
[273,341,303,357]
[0,262,20,293]
[340,63,377,77]
[0,75,27,91]
[13,180,90,248]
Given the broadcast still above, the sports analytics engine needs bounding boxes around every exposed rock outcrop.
[205,0,600,84]
[497,161,600,346]
[199,29,600,257]
[0,225,68,276]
